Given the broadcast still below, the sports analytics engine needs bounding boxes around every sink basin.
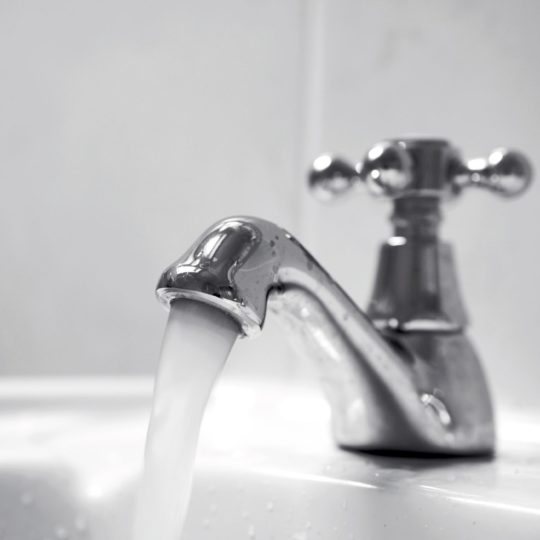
[0,377,539,539]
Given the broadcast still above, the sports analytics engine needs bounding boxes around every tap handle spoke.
[309,155,360,200]
[451,148,533,198]
[360,141,413,197]
[309,141,412,200]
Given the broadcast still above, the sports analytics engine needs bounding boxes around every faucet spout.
[156,216,494,455]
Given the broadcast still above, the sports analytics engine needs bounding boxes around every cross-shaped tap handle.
[309,138,533,201]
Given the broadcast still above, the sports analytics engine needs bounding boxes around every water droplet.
[210,503,217,514]
[266,501,274,512]
[202,518,210,529]
[269,240,275,247]
[247,524,256,538]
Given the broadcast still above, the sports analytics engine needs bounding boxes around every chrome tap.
[156,137,532,456]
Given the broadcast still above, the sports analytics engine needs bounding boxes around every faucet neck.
[391,195,441,240]
[156,215,495,455]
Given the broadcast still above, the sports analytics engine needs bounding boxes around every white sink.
[0,377,539,539]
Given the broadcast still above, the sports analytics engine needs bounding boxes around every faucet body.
[156,138,532,456]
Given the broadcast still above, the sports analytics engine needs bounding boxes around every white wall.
[1,1,539,409]
[0,1,306,376]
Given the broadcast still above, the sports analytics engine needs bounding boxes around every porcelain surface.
[0,377,539,539]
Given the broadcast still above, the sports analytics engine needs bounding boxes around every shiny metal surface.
[156,138,532,456]
[452,148,533,197]
[309,140,414,199]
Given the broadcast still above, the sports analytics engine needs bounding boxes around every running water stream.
[133,299,239,540]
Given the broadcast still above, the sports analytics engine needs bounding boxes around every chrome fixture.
[156,138,532,456]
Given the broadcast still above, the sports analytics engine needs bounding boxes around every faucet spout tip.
[156,216,272,337]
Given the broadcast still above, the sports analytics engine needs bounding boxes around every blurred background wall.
[0,0,539,410]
